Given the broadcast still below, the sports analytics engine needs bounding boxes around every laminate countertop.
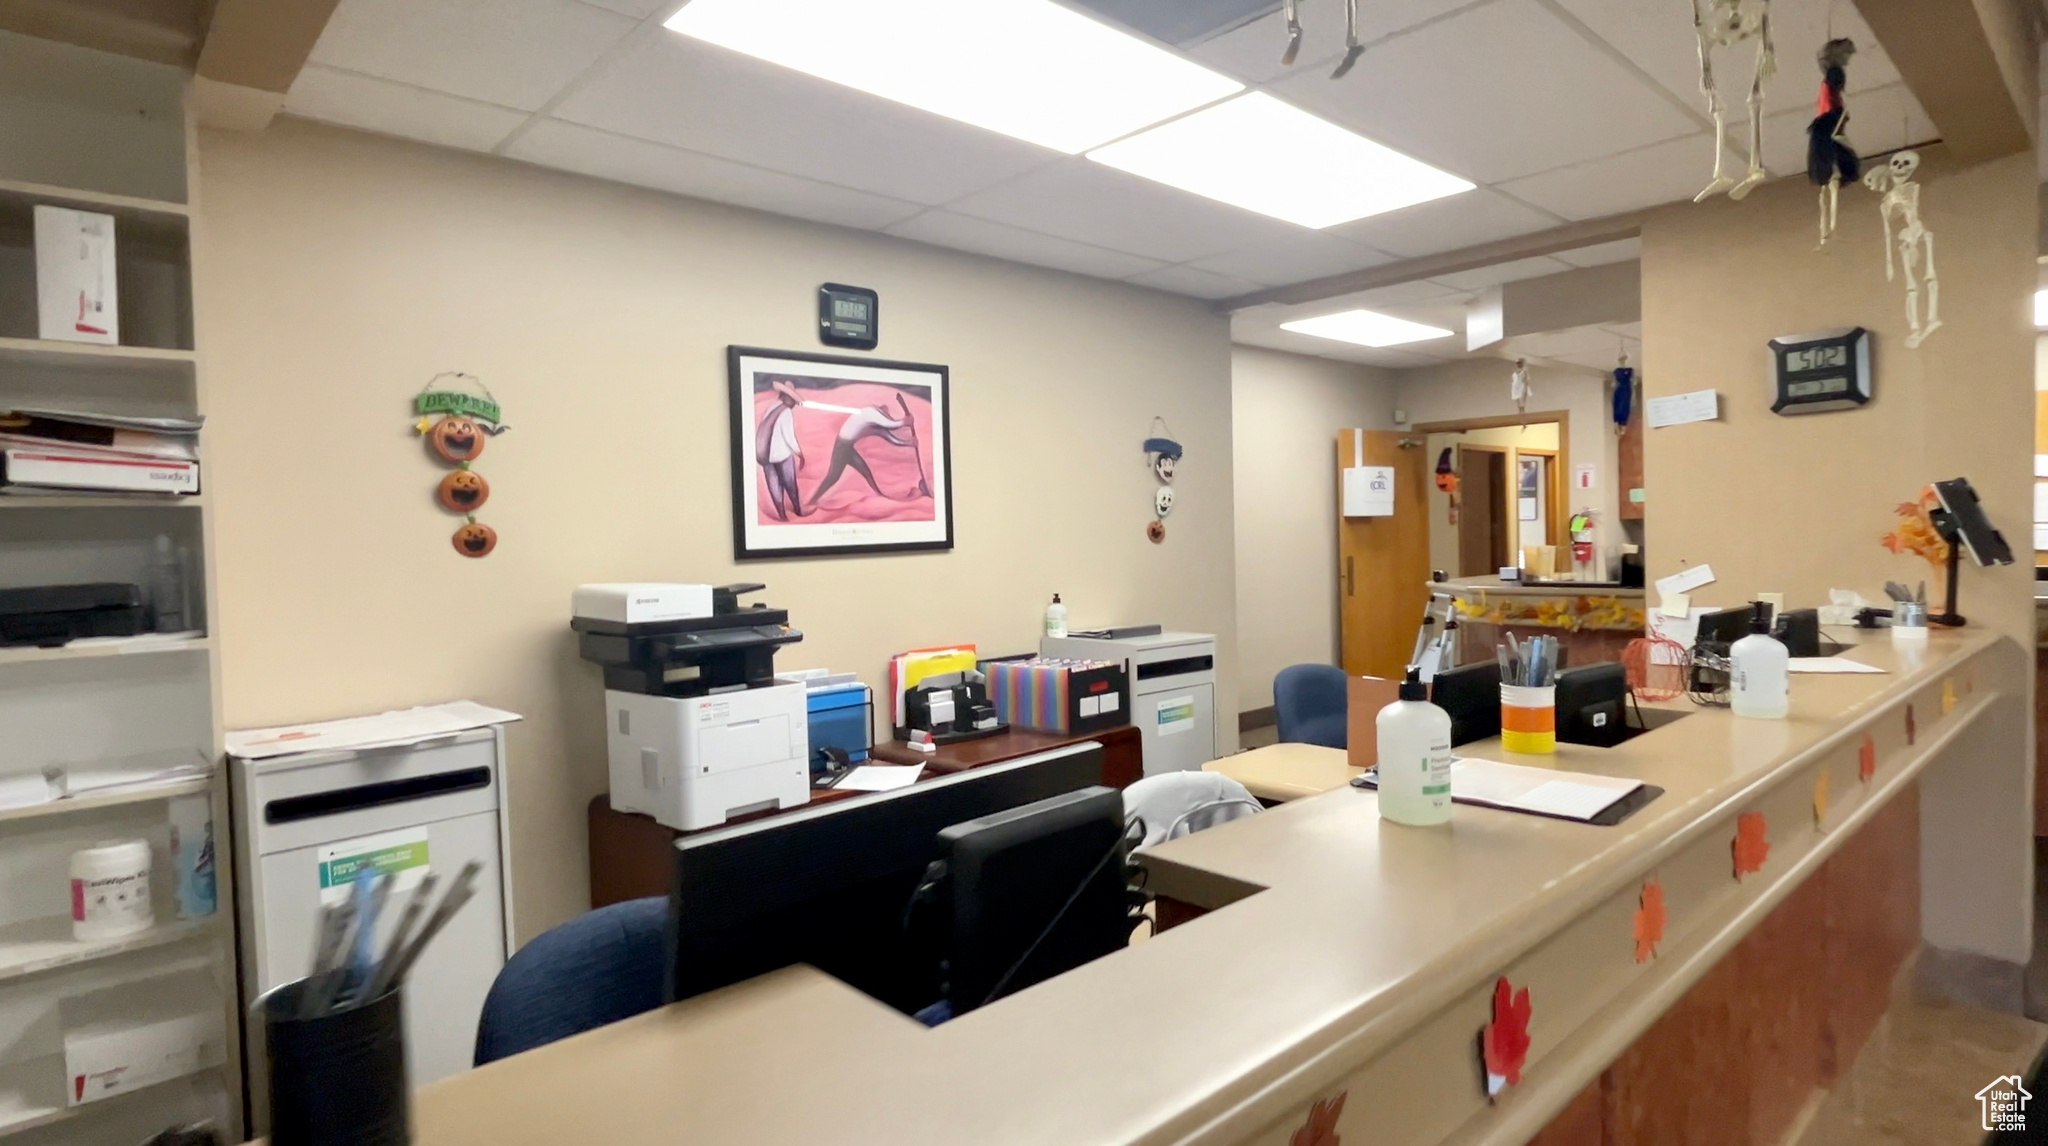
[379,630,2018,1146]
[1432,574,1647,600]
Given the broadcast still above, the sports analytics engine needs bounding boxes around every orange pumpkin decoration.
[438,469,490,512]
[452,520,497,557]
[430,415,485,463]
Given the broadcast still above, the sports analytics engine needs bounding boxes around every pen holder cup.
[1500,685,1556,755]
[259,977,410,1146]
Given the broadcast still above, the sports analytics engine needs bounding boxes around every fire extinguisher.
[1569,511,1595,565]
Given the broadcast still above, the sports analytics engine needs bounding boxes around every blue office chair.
[1273,663,1348,749]
[474,896,667,1065]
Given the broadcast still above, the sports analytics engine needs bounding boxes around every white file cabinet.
[232,727,514,1121]
[1041,631,1217,775]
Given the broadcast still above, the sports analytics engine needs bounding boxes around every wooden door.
[1457,446,1507,576]
[1336,429,1432,679]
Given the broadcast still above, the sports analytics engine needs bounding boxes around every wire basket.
[1621,635,1690,702]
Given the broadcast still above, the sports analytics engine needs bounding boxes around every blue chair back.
[474,896,667,1065]
[1273,663,1349,749]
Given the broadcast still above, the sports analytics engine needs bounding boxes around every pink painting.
[730,350,952,559]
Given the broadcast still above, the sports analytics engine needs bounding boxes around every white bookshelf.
[0,28,239,1142]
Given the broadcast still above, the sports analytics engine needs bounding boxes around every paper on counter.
[227,700,522,760]
[1448,758,1641,822]
[832,764,924,793]
[1787,657,1887,674]
[1514,780,1631,821]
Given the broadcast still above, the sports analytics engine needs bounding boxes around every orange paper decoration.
[1941,678,1956,716]
[1858,734,1876,783]
[1634,879,1665,963]
[1733,811,1770,878]
[1812,769,1830,827]
[1481,977,1533,1098]
[1290,1092,1346,1146]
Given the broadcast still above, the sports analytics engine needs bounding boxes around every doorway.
[1421,413,1568,580]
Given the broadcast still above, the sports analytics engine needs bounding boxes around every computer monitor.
[1555,662,1629,747]
[667,742,1104,1015]
[936,787,1129,1015]
[1696,607,1752,651]
[1432,659,1500,747]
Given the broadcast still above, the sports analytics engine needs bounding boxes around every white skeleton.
[1863,150,1939,348]
[1692,0,1775,202]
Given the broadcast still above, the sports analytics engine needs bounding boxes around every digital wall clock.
[818,283,878,350]
[1768,327,1871,414]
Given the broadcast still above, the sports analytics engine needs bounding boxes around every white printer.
[573,583,810,831]
[1041,629,1217,775]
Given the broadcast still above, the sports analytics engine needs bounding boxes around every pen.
[364,872,439,1002]
[383,861,483,990]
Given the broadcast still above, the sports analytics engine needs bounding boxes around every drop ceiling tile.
[1189,0,1475,84]
[1328,188,1560,257]
[1498,133,1722,220]
[1125,264,1266,300]
[286,65,530,152]
[504,119,924,229]
[1555,0,1900,111]
[883,210,1167,279]
[310,0,637,112]
[1759,83,1936,176]
[1271,0,1696,184]
[1552,237,1641,266]
[1430,254,1572,291]
[1186,231,1394,286]
[946,159,1306,263]
[577,0,670,16]
[550,34,1054,206]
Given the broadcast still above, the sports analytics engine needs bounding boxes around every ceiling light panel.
[664,0,1245,154]
[1086,92,1474,228]
[1281,308,1454,347]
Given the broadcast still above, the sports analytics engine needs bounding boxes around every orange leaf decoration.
[1733,811,1770,878]
[1634,879,1665,963]
[1290,1092,1346,1146]
[1859,734,1876,782]
[1481,976,1533,1097]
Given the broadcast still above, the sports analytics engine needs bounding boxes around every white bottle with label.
[1376,668,1453,826]
[1730,601,1790,719]
[1044,593,1068,639]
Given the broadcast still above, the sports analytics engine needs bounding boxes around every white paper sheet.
[53,747,209,795]
[0,771,53,811]
[1646,606,1713,658]
[227,700,522,760]
[1514,779,1632,820]
[1653,564,1715,597]
[1342,465,1395,517]
[831,764,924,792]
[1646,389,1718,428]
[1787,657,1887,674]
[1445,757,1641,822]
[2035,481,2048,524]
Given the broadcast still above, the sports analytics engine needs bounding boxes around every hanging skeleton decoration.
[1863,150,1940,349]
[1510,357,1532,417]
[1806,38,1859,248]
[1278,0,1364,79]
[1691,0,1775,202]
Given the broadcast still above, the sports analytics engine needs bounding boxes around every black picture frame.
[727,346,954,561]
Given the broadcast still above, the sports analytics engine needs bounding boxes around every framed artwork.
[727,346,953,560]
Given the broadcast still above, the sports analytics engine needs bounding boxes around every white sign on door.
[1342,466,1395,517]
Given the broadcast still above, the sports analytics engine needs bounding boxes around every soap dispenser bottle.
[1376,668,1453,826]
[1044,594,1068,638]
[1730,601,1790,719]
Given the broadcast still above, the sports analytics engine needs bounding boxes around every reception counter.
[1436,575,1648,666]
[387,631,2028,1146]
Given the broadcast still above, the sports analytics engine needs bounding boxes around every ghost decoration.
[414,372,509,558]
[1144,420,1184,542]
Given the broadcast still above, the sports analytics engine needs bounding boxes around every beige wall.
[1422,423,1559,576]
[1229,346,1393,711]
[1394,360,1622,567]
[193,119,1239,940]
[1639,149,2037,963]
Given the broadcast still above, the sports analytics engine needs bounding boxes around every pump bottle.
[1729,601,1789,719]
[1044,594,1068,639]
[1376,668,1453,825]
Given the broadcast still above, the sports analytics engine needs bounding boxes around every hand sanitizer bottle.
[1044,593,1068,639]
[1730,601,1789,719]
[1377,668,1453,826]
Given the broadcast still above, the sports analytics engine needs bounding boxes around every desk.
[1204,742,1358,803]
[870,723,1143,786]
[587,724,1142,907]
[406,632,2026,1146]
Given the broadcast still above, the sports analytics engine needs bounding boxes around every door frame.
[1416,410,1572,557]
[1455,441,1511,576]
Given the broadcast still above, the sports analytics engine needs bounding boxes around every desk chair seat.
[474,896,667,1066]
[1123,771,1261,850]
[1273,663,1348,749]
